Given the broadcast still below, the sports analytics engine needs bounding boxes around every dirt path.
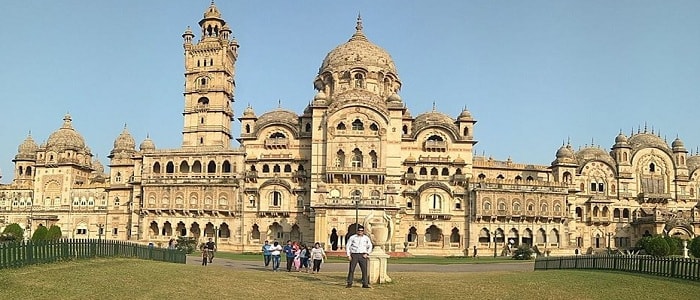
[188,257,534,273]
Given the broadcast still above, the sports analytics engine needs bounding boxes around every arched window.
[270,132,286,139]
[430,167,438,176]
[463,127,469,136]
[270,191,282,207]
[197,97,209,105]
[166,162,174,173]
[513,202,521,211]
[478,174,486,181]
[354,73,365,88]
[541,203,548,212]
[649,163,656,172]
[407,167,414,174]
[526,176,534,182]
[192,161,202,173]
[441,168,449,176]
[419,167,428,175]
[336,150,345,167]
[115,172,122,182]
[402,125,408,135]
[284,165,292,172]
[369,150,378,168]
[497,174,505,180]
[262,165,270,173]
[498,201,506,211]
[351,148,363,167]
[352,119,364,130]
[207,161,216,173]
[153,162,161,173]
[429,194,442,209]
[273,165,281,173]
[222,161,231,173]
[337,122,346,130]
[305,123,311,132]
[245,124,250,133]
[483,201,491,210]
[26,166,32,176]
[455,198,462,210]
[427,135,443,142]
[370,123,378,132]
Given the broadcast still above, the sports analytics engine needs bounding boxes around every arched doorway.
[425,225,442,243]
[219,223,230,239]
[149,221,159,236]
[204,222,215,238]
[176,222,186,237]
[251,224,261,240]
[521,228,533,246]
[162,221,172,236]
[450,228,460,244]
[268,222,283,241]
[330,228,339,250]
[290,224,301,242]
[190,222,201,238]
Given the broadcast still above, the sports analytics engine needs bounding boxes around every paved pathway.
[187,256,534,273]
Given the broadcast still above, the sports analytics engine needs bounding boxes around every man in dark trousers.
[345,226,373,288]
[283,240,295,272]
[205,238,216,263]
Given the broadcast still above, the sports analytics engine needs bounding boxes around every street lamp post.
[214,226,219,245]
[492,231,498,258]
[606,232,613,255]
[353,191,361,233]
[97,224,104,241]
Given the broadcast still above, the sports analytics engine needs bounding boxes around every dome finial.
[356,12,363,31]
[432,100,436,112]
[62,113,73,129]
[644,122,648,133]
[278,99,282,109]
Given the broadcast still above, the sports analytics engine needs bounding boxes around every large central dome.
[46,114,87,152]
[319,16,398,76]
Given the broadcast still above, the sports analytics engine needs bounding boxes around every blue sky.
[1,1,699,183]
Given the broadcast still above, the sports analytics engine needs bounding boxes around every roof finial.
[432,100,436,112]
[278,99,281,108]
[356,12,363,31]
[644,122,648,133]
[123,123,128,129]
[567,136,571,146]
[28,130,32,137]
[637,125,640,134]
[651,125,654,134]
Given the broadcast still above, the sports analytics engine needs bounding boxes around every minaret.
[181,1,239,148]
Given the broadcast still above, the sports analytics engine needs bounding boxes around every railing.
[0,239,186,269]
[534,255,700,282]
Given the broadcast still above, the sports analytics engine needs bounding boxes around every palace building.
[1,3,699,255]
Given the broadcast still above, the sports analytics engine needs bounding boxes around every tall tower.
[181,2,239,148]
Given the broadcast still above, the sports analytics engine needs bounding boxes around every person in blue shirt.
[262,240,272,268]
[283,240,295,272]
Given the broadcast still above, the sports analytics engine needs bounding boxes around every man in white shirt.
[345,226,373,288]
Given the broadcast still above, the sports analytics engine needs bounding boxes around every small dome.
[314,90,327,101]
[182,26,194,37]
[405,153,417,163]
[46,114,88,152]
[672,137,685,149]
[615,132,628,144]
[556,145,575,159]
[458,108,473,121]
[15,134,38,160]
[92,158,105,174]
[203,1,222,19]
[387,93,402,102]
[412,111,459,135]
[113,126,136,151]
[139,136,156,152]
[242,105,256,117]
[574,146,616,167]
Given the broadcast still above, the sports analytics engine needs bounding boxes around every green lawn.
[195,251,527,264]
[2,259,699,300]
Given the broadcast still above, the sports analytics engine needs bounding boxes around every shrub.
[645,235,670,257]
[176,236,197,254]
[31,225,49,241]
[663,236,678,255]
[2,223,24,241]
[46,225,63,240]
[634,236,653,254]
[690,236,700,258]
[512,244,534,260]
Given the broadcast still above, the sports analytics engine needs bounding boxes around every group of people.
[262,240,328,274]
[198,226,374,288]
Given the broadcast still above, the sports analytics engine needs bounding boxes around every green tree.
[31,225,49,241]
[512,244,534,260]
[689,236,700,258]
[1,223,24,242]
[645,235,670,257]
[46,225,63,240]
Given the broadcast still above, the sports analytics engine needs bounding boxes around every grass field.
[1,259,699,300]
[194,251,525,264]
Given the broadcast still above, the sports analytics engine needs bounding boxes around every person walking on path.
[262,240,272,268]
[310,242,326,274]
[283,240,296,272]
[299,244,310,273]
[269,241,283,272]
[201,248,209,266]
[205,238,217,263]
[473,245,478,258]
[345,226,373,288]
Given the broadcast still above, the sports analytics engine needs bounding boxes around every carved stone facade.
[1,3,699,255]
